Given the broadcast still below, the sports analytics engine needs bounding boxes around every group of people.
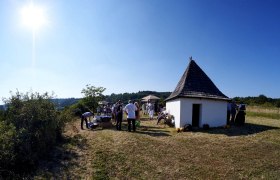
[142,100,158,120]
[96,104,112,116]
[111,100,140,132]
[81,99,163,131]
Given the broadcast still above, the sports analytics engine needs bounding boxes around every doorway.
[192,104,201,127]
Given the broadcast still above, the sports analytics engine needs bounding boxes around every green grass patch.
[247,111,280,120]
[92,150,110,180]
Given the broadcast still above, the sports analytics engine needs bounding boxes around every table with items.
[88,115,112,129]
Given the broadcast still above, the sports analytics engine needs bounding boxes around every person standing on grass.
[81,111,93,130]
[124,100,137,132]
[134,101,140,121]
[115,100,123,131]
[147,100,154,120]
[230,100,238,124]
[227,102,231,125]
[111,103,116,122]
[142,103,146,115]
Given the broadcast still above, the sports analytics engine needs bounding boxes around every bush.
[0,91,72,177]
[0,122,17,173]
[56,107,76,138]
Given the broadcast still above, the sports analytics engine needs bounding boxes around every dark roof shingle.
[166,59,229,101]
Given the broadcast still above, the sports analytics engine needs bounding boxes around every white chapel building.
[165,58,230,128]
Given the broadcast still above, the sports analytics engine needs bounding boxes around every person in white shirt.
[124,100,137,132]
[147,100,154,120]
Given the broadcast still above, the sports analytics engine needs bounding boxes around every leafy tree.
[256,94,268,104]
[81,84,106,112]
[275,100,280,108]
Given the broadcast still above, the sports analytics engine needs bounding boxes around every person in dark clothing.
[230,101,238,124]
[227,102,231,125]
[81,112,93,130]
[157,112,167,125]
[115,100,123,131]
[235,104,246,126]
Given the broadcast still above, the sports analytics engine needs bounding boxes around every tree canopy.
[80,84,106,112]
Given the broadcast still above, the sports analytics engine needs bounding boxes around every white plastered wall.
[165,99,181,128]
[166,98,227,128]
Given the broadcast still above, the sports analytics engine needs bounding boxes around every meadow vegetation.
[1,88,280,179]
[31,106,280,179]
[0,85,105,178]
[0,91,73,178]
[246,106,280,120]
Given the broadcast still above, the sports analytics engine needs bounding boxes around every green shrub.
[0,91,72,177]
[0,122,17,172]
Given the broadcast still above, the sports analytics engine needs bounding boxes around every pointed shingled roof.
[166,59,229,101]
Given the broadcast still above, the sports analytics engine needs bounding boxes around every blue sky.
[1,0,280,103]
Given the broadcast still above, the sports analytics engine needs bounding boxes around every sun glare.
[21,3,47,31]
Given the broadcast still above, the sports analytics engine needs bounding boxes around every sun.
[20,3,47,31]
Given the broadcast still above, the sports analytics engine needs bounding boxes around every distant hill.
[2,93,278,110]
[48,91,172,109]
[49,91,172,109]
[50,98,81,109]
[233,95,280,108]
[104,91,171,103]
[0,99,80,111]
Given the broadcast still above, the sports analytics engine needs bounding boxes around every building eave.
[165,95,230,102]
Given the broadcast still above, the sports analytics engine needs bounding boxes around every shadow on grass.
[99,122,172,137]
[34,134,87,178]
[197,123,279,137]
[140,117,155,121]
[130,125,171,137]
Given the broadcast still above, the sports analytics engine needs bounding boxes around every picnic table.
[95,115,112,122]
[91,115,112,128]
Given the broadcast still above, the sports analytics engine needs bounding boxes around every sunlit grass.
[34,112,280,179]
[246,105,280,120]
[247,111,280,120]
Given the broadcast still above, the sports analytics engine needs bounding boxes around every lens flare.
[21,3,47,31]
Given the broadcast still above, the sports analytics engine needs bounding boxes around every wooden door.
[192,104,200,127]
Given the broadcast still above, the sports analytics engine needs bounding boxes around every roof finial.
[189,56,193,61]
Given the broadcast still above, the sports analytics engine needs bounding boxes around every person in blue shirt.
[81,112,94,130]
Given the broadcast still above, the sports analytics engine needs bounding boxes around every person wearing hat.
[124,100,137,132]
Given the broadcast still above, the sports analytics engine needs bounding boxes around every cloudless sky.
[1,0,280,104]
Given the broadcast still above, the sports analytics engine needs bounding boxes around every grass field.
[246,106,280,120]
[247,106,280,114]
[34,109,280,179]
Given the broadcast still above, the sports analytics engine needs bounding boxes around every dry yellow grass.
[247,105,280,114]
[34,115,280,179]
